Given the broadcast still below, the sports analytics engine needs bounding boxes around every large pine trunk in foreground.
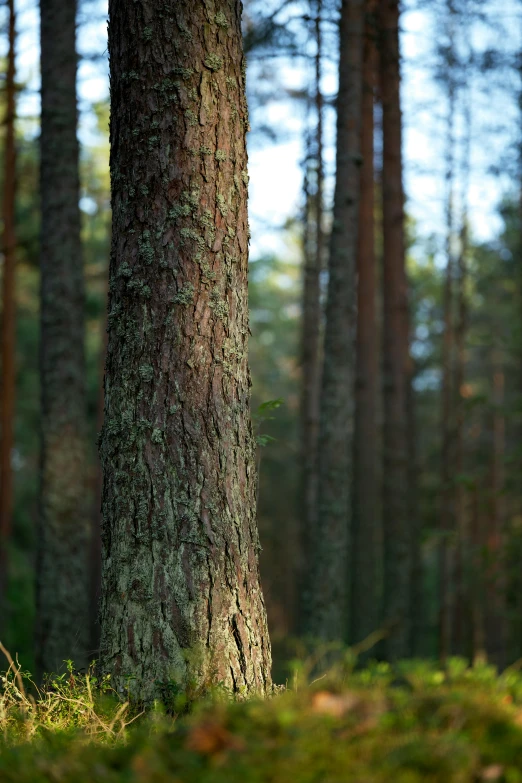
[380,0,412,659]
[351,0,378,648]
[99,0,272,702]
[37,0,90,674]
[305,0,364,641]
[0,0,17,623]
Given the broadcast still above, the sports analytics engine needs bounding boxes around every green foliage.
[248,252,301,647]
[5,657,522,781]
[253,398,284,447]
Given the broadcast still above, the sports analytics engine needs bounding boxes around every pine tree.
[305,0,364,641]
[379,0,412,659]
[351,0,379,648]
[0,0,17,623]
[37,0,90,674]
[299,0,324,631]
[98,0,272,702]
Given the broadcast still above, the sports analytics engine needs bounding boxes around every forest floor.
[1,651,522,782]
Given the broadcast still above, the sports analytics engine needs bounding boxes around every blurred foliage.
[5,652,522,781]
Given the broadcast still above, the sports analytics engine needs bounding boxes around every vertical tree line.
[305,0,364,642]
[0,0,17,625]
[37,0,90,674]
[299,0,324,630]
[379,0,413,659]
[351,0,378,649]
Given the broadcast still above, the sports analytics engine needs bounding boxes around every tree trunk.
[487,352,507,668]
[304,0,364,642]
[379,0,412,659]
[471,480,486,663]
[438,9,456,663]
[0,0,17,624]
[98,0,272,703]
[351,0,378,649]
[407,366,421,656]
[37,0,90,674]
[452,222,468,658]
[299,0,324,632]
[452,89,470,658]
[513,31,522,662]
[90,306,107,657]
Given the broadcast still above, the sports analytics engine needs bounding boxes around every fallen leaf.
[480,765,504,781]
[186,720,244,756]
[311,691,359,718]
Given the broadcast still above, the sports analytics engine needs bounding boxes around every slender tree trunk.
[90,307,107,657]
[299,0,324,631]
[452,87,471,658]
[487,353,506,667]
[379,0,412,659]
[512,18,522,663]
[438,6,456,662]
[0,0,17,623]
[471,481,486,663]
[452,222,468,657]
[513,30,522,662]
[99,0,272,702]
[351,0,378,649]
[407,365,421,656]
[304,0,364,642]
[37,0,90,674]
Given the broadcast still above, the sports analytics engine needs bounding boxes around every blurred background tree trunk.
[379,0,412,660]
[305,0,364,642]
[0,0,17,628]
[299,0,324,632]
[36,0,90,675]
[351,0,379,651]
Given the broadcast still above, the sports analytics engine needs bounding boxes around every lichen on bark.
[99,0,272,703]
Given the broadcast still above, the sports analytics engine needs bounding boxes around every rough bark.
[351,0,378,648]
[379,0,412,659]
[305,0,364,642]
[98,0,272,703]
[299,0,324,631]
[0,0,17,622]
[37,0,90,674]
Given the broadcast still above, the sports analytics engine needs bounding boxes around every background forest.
[3,0,522,683]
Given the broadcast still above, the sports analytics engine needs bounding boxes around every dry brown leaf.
[479,765,504,781]
[311,691,359,718]
[186,720,244,756]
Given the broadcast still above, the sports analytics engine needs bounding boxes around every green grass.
[3,644,522,782]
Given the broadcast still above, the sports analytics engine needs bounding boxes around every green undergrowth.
[3,646,522,782]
